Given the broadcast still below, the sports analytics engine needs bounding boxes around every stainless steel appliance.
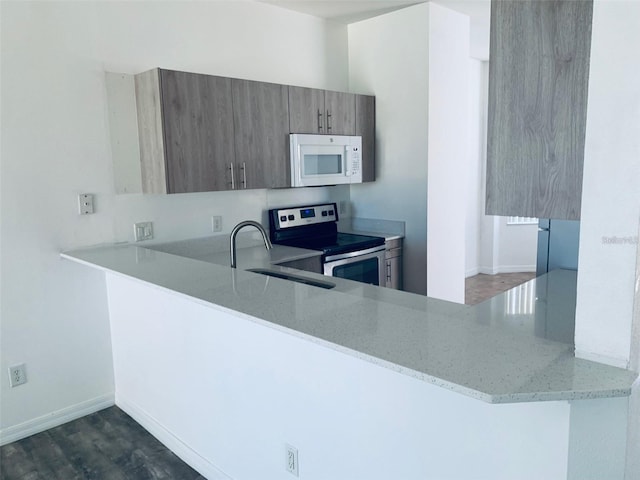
[536,219,580,276]
[289,134,363,187]
[268,203,385,286]
[384,237,403,290]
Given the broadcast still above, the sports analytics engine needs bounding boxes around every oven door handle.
[324,244,386,263]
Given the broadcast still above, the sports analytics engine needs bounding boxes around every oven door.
[323,246,385,286]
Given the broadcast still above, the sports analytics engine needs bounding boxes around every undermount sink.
[247,268,335,290]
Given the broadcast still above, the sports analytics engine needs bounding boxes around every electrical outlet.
[78,193,94,215]
[8,364,27,387]
[339,200,348,215]
[285,444,299,477]
[212,216,223,232]
[133,221,153,242]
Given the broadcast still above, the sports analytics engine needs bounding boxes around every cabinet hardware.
[386,260,391,280]
[326,109,332,131]
[241,162,247,189]
[229,163,235,189]
[317,109,323,131]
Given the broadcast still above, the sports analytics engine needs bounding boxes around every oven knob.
[280,215,287,222]
[322,211,328,217]
[328,210,334,216]
[288,214,295,221]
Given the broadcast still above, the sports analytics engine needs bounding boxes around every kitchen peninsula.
[62,241,637,480]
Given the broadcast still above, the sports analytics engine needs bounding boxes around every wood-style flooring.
[465,272,536,305]
[0,406,204,480]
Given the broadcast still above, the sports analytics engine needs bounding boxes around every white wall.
[0,0,349,438]
[476,218,538,277]
[465,59,485,277]
[108,273,574,480]
[574,0,640,369]
[425,3,470,304]
[465,58,539,279]
[572,5,640,476]
[347,4,430,295]
[348,3,470,301]
[493,218,538,273]
[633,222,640,373]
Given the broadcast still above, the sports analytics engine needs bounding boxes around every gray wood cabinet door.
[160,70,236,193]
[355,94,375,182]
[135,69,168,194]
[325,91,356,135]
[288,86,326,134]
[289,87,356,135]
[486,0,593,220]
[232,79,290,189]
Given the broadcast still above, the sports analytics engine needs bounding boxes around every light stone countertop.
[146,234,322,269]
[339,217,405,241]
[61,240,638,404]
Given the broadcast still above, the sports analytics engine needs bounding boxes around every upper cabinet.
[135,69,236,194]
[135,69,376,193]
[232,79,290,189]
[289,87,375,182]
[355,94,376,183]
[289,86,356,135]
[486,0,593,220]
[324,91,356,135]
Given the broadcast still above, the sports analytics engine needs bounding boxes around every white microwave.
[289,134,362,187]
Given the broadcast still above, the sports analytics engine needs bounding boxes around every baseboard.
[465,267,480,278]
[477,265,536,275]
[496,265,536,274]
[0,393,115,446]
[116,396,232,480]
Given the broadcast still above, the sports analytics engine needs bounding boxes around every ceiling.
[258,0,490,26]
[257,0,491,58]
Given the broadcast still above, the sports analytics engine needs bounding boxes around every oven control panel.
[270,203,338,230]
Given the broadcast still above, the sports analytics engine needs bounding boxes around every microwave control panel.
[349,146,361,175]
[271,203,338,230]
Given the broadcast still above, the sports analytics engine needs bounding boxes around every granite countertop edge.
[60,243,638,405]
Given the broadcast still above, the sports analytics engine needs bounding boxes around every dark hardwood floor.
[0,406,205,480]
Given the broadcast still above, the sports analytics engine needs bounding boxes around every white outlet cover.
[8,364,27,387]
[212,216,223,232]
[134,221,154,242]
[78,193,94,215]
[285,444,299,477]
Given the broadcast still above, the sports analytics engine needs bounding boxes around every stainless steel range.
[268,203,386,286]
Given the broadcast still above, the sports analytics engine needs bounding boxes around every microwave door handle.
[344,146,351,176]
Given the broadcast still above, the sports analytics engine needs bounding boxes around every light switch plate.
[78,194,94,215]
[134,221,154,242]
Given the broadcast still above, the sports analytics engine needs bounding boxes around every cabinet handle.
[229,163,235,189]
[386,260,391,280]
[317,109,323,132]
[241,162,247,189]
[326,109,332,131]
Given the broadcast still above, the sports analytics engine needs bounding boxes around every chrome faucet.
[230,220,272,268]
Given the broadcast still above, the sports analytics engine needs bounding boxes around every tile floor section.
[465,272,537,305]
[0,407,204,480]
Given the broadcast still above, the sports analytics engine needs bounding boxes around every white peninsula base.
[106,273,628,480]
